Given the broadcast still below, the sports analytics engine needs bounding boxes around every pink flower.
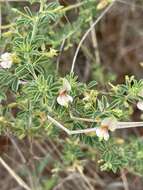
[95,117,117,141]
[57,79,73,107]
[96,127,109,141]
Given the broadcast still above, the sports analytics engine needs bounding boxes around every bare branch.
[0,157,32,190]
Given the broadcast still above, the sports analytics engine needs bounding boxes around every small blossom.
[46,48,58,58]
[137,101,143,111]
[11,53,21,64]
[18,80,28,85]
[3,31,13,38]
[137,90,143,111]
[101,117,117,131]
[97,0,110,10]
[83,90,98,102]
[95,117,117,141]
[0,52,13,69]
[83,93,90,101]
[57,94,73,107]
[57,78,73,107]
[96,127,109,141]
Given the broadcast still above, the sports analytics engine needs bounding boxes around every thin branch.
[47,115,71,135]
[70,113,143,129]
[70,112,99,123]
[47,115,143,135]
[70,128,97,135]
[10,137,26,163]
[116,0,143,11]
[56,39,66,73]
[90,19,101,64]
[70,0,116,73]
[47,115,97,135]
[121,169,129,190]
[0,157,32,190]
[117,122,143,129]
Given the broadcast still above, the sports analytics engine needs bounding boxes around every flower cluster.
[55,77,143,141]
[56,78,118,141]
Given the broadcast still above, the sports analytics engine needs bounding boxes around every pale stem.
[47,115,143,135]
[90,19,101,64]
[118,122,143,125]
[59,1,85,13]
[0,157,32,190]
[70,0,116,73]
[56,39,66,73]
[40,0,45,12]
[47,115,71,135]
[70,113,98,123]
[31,0,45,41]
[70,128,97,135]
[117,122,143,129]
[47,115,96,135]
[70,114,143,129]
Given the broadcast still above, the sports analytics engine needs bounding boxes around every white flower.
[57,78,73,107]
[101,117,117,131]
[18,80,28,85]
[57,94,73,106]
[95,117,117,141]
[96,127,109,141]
[137,101,143,111]
[137,90,143,111]
[0,52,13,69]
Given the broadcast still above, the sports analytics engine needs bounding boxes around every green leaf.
[0,92,6,102]
[88,80,97,88]
[11,77,19,92]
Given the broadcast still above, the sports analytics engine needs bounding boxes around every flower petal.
[67,95,73,103]
[137,101,143,111]
[1,52,12,61]
[0,52,13,69]
[95,128,104,138]
[18,80,28,85]
[57,94,73,106]
[103,131,109,141]
[101,117,117,131]
[96,127,110,141]
[63,78,71,92]
[0,61,12,69]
